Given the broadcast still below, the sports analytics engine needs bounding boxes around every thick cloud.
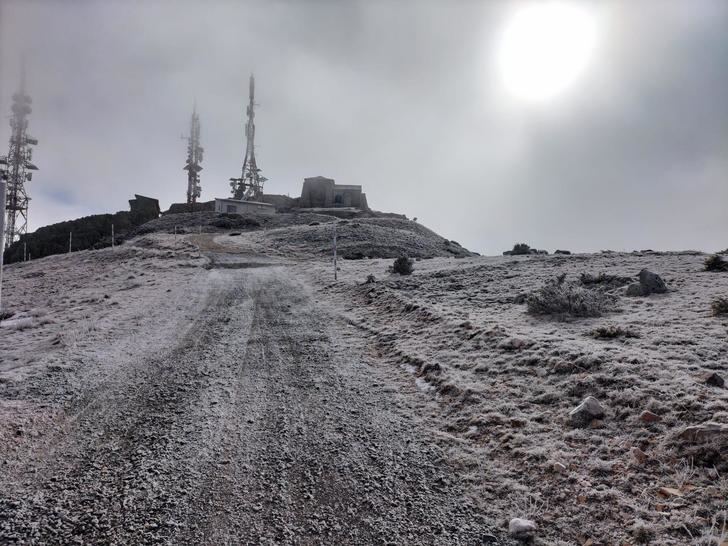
[1,0,726,253]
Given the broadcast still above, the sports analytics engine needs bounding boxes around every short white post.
[333,223,338,281]
[0,180,6,314]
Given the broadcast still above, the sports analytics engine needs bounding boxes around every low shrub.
[590,325,640,339]
[211,217,233,229]
[365,274,376,284]
[705,254,728,272]
[391,257,414,275]
[511,243,531,255]
[712,297,728,316]
[580,272,633,290]
[527,275,617,318]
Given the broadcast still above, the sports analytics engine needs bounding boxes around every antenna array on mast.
[230,74,267,201]
[183,103,203,208]
[0,62,38,249]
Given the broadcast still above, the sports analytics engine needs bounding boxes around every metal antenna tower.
[230,74,267,201]
[0,62,39,247]
[183,102,203,208]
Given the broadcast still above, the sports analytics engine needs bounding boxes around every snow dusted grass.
[312,251,728,544]
[0,232,208,405]
[0,317,35,331]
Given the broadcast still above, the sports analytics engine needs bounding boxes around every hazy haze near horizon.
[1,0,726,254]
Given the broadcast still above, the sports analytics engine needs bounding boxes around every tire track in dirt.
[0,257,503,544]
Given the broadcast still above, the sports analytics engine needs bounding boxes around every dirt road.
[0,251,502,544]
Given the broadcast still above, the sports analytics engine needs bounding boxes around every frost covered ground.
[1,218,726,544]
[302,250,728,545]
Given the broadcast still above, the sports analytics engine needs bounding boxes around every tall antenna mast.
[230,74,267,201]
[183,102,203,209]
[0,60,39,247]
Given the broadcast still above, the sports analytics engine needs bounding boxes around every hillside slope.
[132,211,475,259]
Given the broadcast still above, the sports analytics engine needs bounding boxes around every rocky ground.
[1,216,726,545]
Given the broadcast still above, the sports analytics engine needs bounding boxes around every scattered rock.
[657,486,683,498]
[631,447,648,464]
[639,410,661,423]
[702,371,725,388]
[625,283,645,297]
[497,337,532,351]
[639,269,667,293]
[626,270,668,297]
[509,518,537,540]
[678,422,728,443]
[569,396,605,427]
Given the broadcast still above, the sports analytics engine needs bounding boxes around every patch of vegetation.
[391,257,414,275]
[580,272,633,290]
[527,274,617,318]
[712,297,728,316]
[590,325,640,339]
[511,243,531,255]
[365,274,377,284]
[211,214,262,230]
[704,254,728,272]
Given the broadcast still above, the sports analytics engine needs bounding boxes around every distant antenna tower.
[230,74,267,201]
[0,63,39,247]
[183,103,203,208]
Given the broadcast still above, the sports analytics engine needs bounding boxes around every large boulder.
[626,270,668,297]
[639,269,667,294]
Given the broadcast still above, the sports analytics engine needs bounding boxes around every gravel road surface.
[0,248,502,544]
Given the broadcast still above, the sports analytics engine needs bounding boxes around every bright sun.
[496,2,597,102]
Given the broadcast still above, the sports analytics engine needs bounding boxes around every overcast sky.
[1,0,726,254]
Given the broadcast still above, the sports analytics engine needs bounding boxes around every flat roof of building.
[214,197,275,207]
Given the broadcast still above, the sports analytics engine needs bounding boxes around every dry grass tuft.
[590,324,640,339]
[391,257,414,276]
[712,297,728,316]
[527,274,617,318]
[705,255,728,272]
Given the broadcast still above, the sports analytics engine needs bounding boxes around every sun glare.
[496,2,597,102]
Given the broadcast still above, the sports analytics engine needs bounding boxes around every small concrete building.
[214,198,276,216]
[300,176,368,209]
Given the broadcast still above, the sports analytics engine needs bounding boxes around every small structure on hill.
[214,197,275,216]
[129,195,160,225]
[300,176,368,209]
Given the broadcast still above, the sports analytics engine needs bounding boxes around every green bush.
[392,257,414,275]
